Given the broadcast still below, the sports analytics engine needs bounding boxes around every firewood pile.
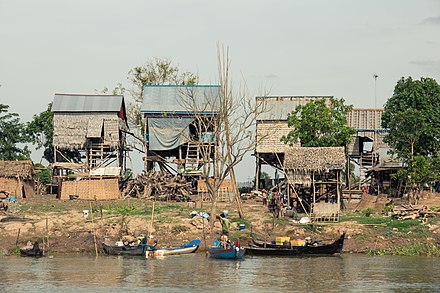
[121,171,194,201]
[390,204,440,220]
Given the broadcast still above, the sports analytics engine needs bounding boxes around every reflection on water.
[1,254,439,292]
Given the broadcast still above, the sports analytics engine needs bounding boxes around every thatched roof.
[284,147,345,172]
[0,160,34,179]
[53,113,126,149]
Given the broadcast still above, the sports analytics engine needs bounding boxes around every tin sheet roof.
[256,96,334,120]
[52,94,124,112]
[141,85,220,115]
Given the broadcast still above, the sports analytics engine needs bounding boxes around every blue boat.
[208,239,245,260]
[147,239,201,257]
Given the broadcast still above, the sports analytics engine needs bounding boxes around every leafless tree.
[180,45,271,222]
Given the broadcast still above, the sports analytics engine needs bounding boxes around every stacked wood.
[390,204,440,220]
[121,171,193,201]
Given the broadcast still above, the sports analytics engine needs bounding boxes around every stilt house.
[141,85,220,177]
[255,96,334,190]
[51,94,128,199]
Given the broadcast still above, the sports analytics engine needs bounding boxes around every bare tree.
[181,45,270,222]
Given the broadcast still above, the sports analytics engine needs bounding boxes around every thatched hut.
[0,160,35,198]
[284,147,345,221]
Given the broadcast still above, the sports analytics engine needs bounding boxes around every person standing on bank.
[262,189,268,206]
[217,213,230,235]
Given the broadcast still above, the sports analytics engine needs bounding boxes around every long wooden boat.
[102,239,156,256]
[146,239,201,257]
[208,239,245,260]
[247,233,345,256]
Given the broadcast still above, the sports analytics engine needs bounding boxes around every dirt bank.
[1,193,439,255]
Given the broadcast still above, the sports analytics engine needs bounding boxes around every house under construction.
[51,94,128,199]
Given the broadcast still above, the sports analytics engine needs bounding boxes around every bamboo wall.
[0,178,35,198]
[256,121,297,153]
[60,178,121,200]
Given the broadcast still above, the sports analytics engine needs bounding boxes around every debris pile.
[390,204,440,220]
[121,171,193,200]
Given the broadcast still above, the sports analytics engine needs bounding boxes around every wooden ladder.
[185,142,199,170]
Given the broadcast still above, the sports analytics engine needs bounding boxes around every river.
[1,254,439,292]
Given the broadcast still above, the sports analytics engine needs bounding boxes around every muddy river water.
[1,253,439,292]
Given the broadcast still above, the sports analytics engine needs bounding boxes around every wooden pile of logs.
[391,204,440,220]
[121,171,194,200]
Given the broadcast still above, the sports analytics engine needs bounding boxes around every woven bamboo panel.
[0,178,35,198]
[197,179,233,193]
[61,178,121,200]
[312,202,340,222]
[256,122,297,153]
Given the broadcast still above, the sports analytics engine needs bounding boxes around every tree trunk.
[229,166,244,218]
[210,188,218,230]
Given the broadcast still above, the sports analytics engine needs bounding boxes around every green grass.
[369,242,440,256]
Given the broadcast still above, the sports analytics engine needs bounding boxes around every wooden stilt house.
[255,96,334,190]
[51,94,128,199]
[141,85,220,178]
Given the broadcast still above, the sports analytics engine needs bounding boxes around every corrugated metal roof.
[346,108,385,131]
[141,85,220,115]
[52,94,124,112]
[257,96,334,120]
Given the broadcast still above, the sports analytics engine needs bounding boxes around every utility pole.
[373,73,379,108]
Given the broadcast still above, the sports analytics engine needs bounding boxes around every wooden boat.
[146,239,201,257]
[20,242,43,257]
[247,233,345,256]
[102,238,157,256]
[208,239,245,260]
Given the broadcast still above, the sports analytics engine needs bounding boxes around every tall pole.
[373,74,379,167]
[373,73,379,108]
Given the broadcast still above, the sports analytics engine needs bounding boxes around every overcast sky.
[1,0,439,181]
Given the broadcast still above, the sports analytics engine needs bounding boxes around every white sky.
[1,0,439,181]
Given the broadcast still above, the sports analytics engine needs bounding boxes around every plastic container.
[291,239,306,246]
[239,224,245,230]
[222,210,229,218]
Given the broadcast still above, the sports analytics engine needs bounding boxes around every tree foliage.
[0,104,31,160]
[382,77,440,196]
[27,103,54,162]
[281,98,355,147]
[382,77,440,159]
[27,103,81,163]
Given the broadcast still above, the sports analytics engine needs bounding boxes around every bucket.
[239,224,245,230]
[83,210,89,217]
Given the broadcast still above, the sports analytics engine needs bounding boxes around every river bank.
[1,193,439,256]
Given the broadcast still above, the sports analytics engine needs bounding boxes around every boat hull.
[148,245,199,257]
[102,243,150,256]
[20,248,43,257]
[248,233,345,256]
[208,246,245,259]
